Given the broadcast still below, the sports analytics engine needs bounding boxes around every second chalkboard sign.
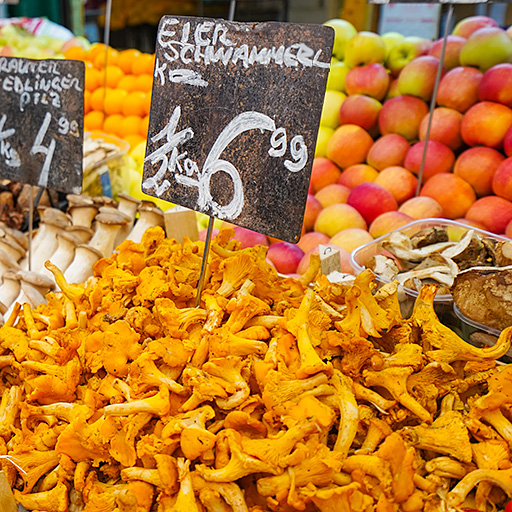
[142,17,333,243]
[0,57,84,194]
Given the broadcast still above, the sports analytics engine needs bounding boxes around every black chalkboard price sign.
[142,17,334,243]
[0,57,84,194]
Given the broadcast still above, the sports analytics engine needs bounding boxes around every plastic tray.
[350,218,508,317]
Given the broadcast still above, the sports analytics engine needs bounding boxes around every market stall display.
[0,226,511,512]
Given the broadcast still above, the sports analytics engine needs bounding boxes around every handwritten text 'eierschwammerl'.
[155,18,330,88]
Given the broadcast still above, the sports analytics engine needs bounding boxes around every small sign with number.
[0,57,84,193]
[143,17,333,243]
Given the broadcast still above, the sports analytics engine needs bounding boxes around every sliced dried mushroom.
[365,255,400,282]
[494,240,512,267]
[410,227,449,249]
[382,231,456,263]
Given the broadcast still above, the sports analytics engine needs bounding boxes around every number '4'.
[30,112,56,188]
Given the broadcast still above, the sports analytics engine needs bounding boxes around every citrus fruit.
[134,73,153,92]
[120,115,142,138]
[87,43,106,62]
[140,115,150,137]
[118,75,137,92]
[122,91,147,117]
[90,88,107,111]
[118,49,141,74]
[124,134,144,149]
[105,65,124,88]
[93,47,119,69]
[84,90,91,114]
[132,53,154,75]
[104,89,128,115]
[64,46,86,61]
[84,66,101,92]
[84,111,104,131]
[103,114,123,136]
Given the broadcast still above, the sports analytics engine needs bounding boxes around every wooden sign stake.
[195,216,214,307]
[415,3,454,194]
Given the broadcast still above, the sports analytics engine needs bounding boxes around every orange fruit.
[118,49,141,74]
[120,115,142,138]
[87,43,106,62]
[132,53,154,75]
[103,114,124,136]
[84,111,104,131]
[65,46,87,61]
[142,93,151,116]
[105,65,124,88]
[122,91,147,117]
[118,75,137,92]
[104,89,128,115]
[140,115,150,137]
[93,47,119,70]
[125,134,144,149]
[84,66,101,92]
[84,90,91,114]
[90,87,107,111]
[134,73,153,92]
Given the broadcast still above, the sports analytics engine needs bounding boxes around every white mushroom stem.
[0,249,20,278]
[65,226,94,244]
[127,205,164,244]
[28,221,64,273]
[88,212,127,258]
[64,245,103,285]
[0,272,20,309]
[40,233,78,280]
[68,205,98,229]
[5,272,54,320]
[115,194,140,246]
[0,238,24,263]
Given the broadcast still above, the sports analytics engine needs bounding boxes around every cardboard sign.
[0,57,84,194]
[379,4,441,38]
[143,16,333,243]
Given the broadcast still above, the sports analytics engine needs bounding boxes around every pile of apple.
[279,14,512,277]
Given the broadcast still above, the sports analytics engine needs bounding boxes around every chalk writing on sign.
[143,17,333,243]
[0,57,84,193]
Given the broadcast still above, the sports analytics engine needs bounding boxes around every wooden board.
[0,57,84,194]
[142,16,333,243]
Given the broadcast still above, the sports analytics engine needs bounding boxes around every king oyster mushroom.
[0,270,20,309]
[40,232,81,280]
[67,194,98,229]
[115,193,140,245]
[65,225,94,244]
[127,204,164,243]
[88,211,127,258]
[63,245,103,285]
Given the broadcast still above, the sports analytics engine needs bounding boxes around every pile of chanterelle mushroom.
[0,193,164,325]
[0,226,511,512]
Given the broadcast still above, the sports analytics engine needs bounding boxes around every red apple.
[338,94,382,131]
[419,107,463,151]
[404,141,455,182]
[310,158,342,192]
[428,35,466,70]
[303,194,323,231]
[492,157,512,201]
[267,242,305,274]
[366,133,409,171]
[466,196,512,233]
[461,101,512,148]
[327,124,374,169]
[347,182,398,225]
[478,63,512,108]
[378,95,429,141]
[345,63,390,101]
[452,15,499,39]
[297,231,330,253]
[233,226,269,248]
[386,78,400,100]
[437,66,483,113]
[398,56,443,102]
[505,126,512,157]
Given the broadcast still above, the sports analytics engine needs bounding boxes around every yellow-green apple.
[326,60,350,92]
[338,164,379,188]
[492,158,512,201]
[453,15,498,39]
[310,157,341,192]
[419,107,463,151]
[508,26,512,39]
[460,27,512,72]
[366,134,410,170]
[297,231,330,253]
[345,63,390,100]
[461,101,512,148]
[303,194,323,231]
[315,183,351,207]
[436,66,483,112]
[369,211,413,238]
[347,182,398,224]
[398,196,443,219]
[505,126,512,157]
[455,218,487,230]
[330,228,373,252]
[398,56,443,101]
[338,94,382,131]
[374,166,418,204]
[378,95,429,141]
[320,90,346,129]
[267,242,304,274]
[428,35,466,70]
[233,226,269,248]
[381,31,405,58]
[478,64,512,107]
[404,141,455,182]
[327,124,374,169]
[297,244,353,275]
[323,19,357,60]
[385,78,400,100]
[454,147,505,196]
[314,203,367,237]
[466,195,512,233]
[344,31,386,68]
[315,126,334,158]
[420,173,476,219]
[386,36,433,76]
